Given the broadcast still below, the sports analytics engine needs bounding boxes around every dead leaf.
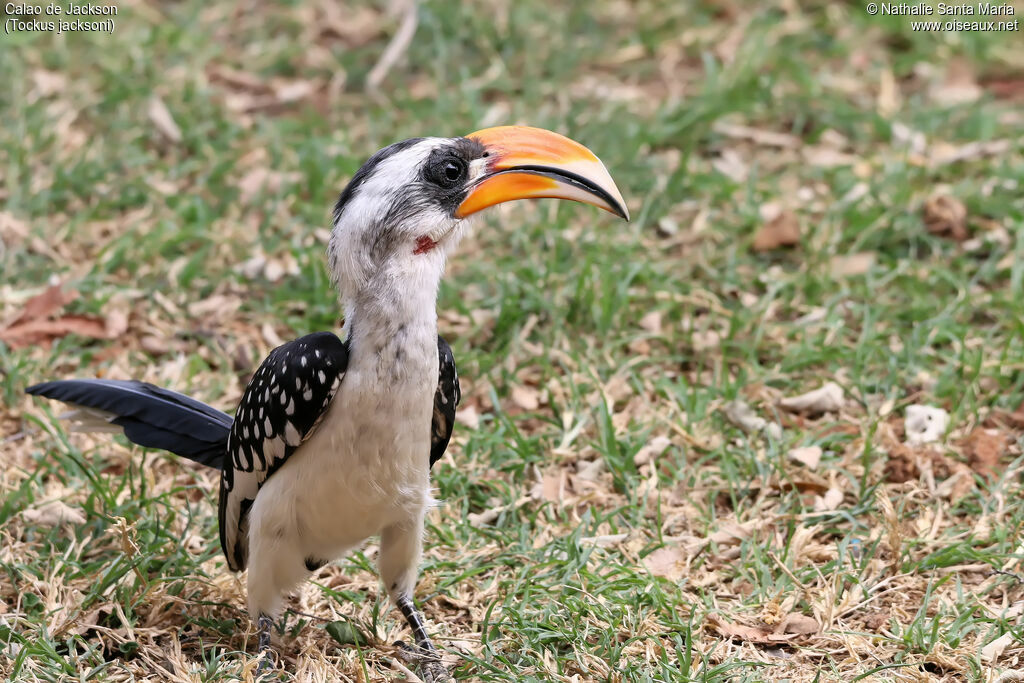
[643,546,686,581]
[0,314,109,349]
[104,308,129,338]
[711,149,748,183]
[779,382,844,415]
[862,610,890,631]
[982,74,1024,101]
[511,385,540,411]
[147,96,182,143]
[532,469,565,503]
[788,445,822,470]
[455,404,479,429]
[884,438,921,484]
[905,405,949,445]
[723,400,782,440]
[6,284,78,327]
[929,140,1011,167]
[802,146,858,168]
[712,122,800,148]
[31,69,68,98]
[964,428,1005,480]
[814,487,844,511]
[274,79,315,103]
[779,613,819,635]
[634,436,672,467]
[982,631,1015,664]
[830,252,875,277]
[708,519,763,547]
[639,311,662,334]
[236,168,302,203]
[752,210,800,251]
[930,58,982,105]
[923,195,968,241]
[23,500,86,527]
[709,613,816,645]
[995,400,1024,430]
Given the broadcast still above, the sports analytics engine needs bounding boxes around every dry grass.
[3,0,1024,681]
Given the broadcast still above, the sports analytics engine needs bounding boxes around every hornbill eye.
[444,161,462,181]
[427,156,466,188]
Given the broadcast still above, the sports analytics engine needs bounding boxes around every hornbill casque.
[27,126,628,680]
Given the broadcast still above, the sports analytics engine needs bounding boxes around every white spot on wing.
[284,422,301,446]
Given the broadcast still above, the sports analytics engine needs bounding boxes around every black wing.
[430,336,461,468]
[26,379,232,468]
[218,332,349,572]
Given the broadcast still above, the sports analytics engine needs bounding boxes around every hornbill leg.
[397,595,435,653]
[380,519,451,682]
[394,598,450,683]
[256,613,275,674]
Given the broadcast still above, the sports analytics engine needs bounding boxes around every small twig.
[366,0,419,92]
[284,607,331,624]
[390,657,424,683]
[2,431,26,444]
[990,569,1024,585]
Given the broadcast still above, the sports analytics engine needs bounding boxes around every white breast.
[248,325,438,563]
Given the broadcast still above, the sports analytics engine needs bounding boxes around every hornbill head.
[327,126,628,299]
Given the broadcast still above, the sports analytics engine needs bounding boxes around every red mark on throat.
[413,235,438,255]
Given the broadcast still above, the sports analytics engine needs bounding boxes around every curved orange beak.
[456,126,629,221]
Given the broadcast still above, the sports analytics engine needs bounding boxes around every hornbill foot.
[255,614,276,676]
[395,596,451,682]
[395,640,451,683]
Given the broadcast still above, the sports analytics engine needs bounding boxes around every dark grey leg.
[395,596,451,683]
[256,613,275,675]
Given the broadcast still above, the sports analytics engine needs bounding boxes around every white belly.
[249,364,435,561]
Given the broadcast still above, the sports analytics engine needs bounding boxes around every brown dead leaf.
[709,613,817,645]
[994,400,1024,431]
[237,168,302,204]
[982,74,1024,101]
[7,284,78,326]
[104,307,130,338]
[147,96,182,143]
[23,500,86,527]
[638,311,662,334]
[779,613,819,636]
[532,469,566,504]
[752,210,800,251]
[643,546,686,582]
[964,428,1006,480]
[862,610,890,631]
[923,195,968,241]
[634,436,672,467]
[930,58,982,106]
[779,382,844,415]
[787,445,822,470]
[884,441,919,484]
[0,315,110,348]
[982,631,1015,664]
[830,252,875,277]
[0,285,112,349]
[814,487,844,512]
[511,385,540,411]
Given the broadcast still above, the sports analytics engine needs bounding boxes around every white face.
[327,137,489,300]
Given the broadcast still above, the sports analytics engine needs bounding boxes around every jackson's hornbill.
[26,126,628,680]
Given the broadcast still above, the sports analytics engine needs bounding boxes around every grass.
[2,0,1024,680]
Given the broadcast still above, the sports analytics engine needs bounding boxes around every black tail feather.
[26,379,232,469]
